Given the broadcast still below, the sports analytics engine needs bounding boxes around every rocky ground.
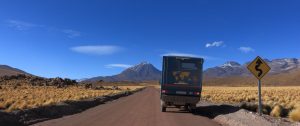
[0,74,77,88]
[196,102,300,126]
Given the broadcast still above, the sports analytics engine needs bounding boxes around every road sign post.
[247,56,270,116]
[258,79,262,115]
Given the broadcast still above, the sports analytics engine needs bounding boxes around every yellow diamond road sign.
[247,56,271,80]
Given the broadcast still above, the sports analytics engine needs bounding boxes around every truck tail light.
[194,92,200,95]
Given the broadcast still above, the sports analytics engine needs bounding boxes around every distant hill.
[85,62,161,82]
[0,65,29,76]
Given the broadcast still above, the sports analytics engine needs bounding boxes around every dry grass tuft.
[289,107,300,122]
[270,105,283,117]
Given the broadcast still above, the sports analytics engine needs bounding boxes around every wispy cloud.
[105,64,132,69]
[5,19,80,38]
[71,45,123,55]
[205,41,224,48]
[62,29,81,38]
[238,47,255,53]
[5,19,43,30]
[160,52,219,60]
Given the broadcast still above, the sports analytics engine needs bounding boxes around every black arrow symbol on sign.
[255,59,263,77]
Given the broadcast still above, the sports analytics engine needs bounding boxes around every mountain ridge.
[85,57,300,86]
[204,58,300,77]
[2,57,300,86]
[85,62,161,82]
[0,65,30,76]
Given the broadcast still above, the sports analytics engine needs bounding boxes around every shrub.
[270,105,283,117]
[289,107,300,122]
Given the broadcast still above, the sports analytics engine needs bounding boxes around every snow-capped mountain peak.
[128,61,151,72]
[220,61,241,68]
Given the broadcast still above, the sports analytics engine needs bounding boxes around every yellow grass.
[270,105,282,117]
[289,107,300,122]
[152,85,161,89]
[0,85,144,112]
[202,86,300,121]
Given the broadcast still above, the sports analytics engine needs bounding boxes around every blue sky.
[0,0,299,79]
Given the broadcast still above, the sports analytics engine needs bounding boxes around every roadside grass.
[270,105,283,117]
[0,85,144,112]
[289,107,300,122]
[152,84,161,89]
[202,86,300,122]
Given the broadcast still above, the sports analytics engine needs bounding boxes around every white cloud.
[62,29,81,38]
[105,64,132,69]
[205,41,224,48]
[238,47,255,53]
[71,45,123,55]
[5,19,43,30]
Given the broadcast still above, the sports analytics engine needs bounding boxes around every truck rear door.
[161,56,203,96]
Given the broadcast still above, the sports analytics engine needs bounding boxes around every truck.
[160,56,204,112]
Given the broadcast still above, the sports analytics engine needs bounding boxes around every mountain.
[267,58,300,74]
[85,62,161,82]
[0,65,29,76]
[203,58,300,86]
[204,58,300,77]
[204,61,248,77]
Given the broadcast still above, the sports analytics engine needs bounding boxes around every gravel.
[196,102,300,126]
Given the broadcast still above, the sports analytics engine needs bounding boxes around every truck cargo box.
[160,56,204,112]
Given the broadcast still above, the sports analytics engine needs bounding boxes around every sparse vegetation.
[270,105,283,117]
[0,85,143,112]
[202,86,300,121]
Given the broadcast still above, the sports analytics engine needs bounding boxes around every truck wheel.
[161,106,166,112]
[188,105,196,113]
[160,100,167,112]
[184,105,189,110]
[190,108,196,113]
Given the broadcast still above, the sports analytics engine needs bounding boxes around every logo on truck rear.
[172,71,191,84]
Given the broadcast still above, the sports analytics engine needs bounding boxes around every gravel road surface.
[34,87,220,126]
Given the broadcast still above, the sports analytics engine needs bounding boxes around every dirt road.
[34,87,220,126]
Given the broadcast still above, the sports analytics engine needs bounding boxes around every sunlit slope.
[0,65,29,76]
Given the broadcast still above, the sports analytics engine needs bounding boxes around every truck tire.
[190,108,196,113]
[184,105,189,110]
[161,100,166,112]
[161,106,166,112]
[188,105,196,113]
